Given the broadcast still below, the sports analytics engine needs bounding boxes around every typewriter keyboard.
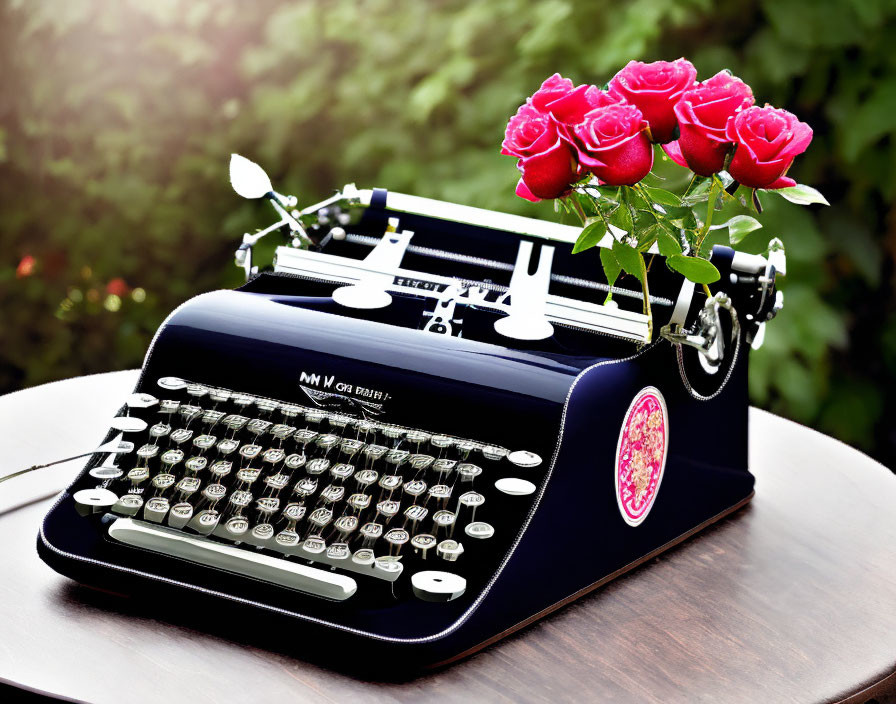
[76,377,546,603]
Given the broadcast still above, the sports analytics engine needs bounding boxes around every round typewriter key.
[192,434,217,450]
[157,376,186,390]
[209,460,232,478]
[294,477,318,497]
[437,539,464,562]
[169,429,194,445]
[378,475,402,491]
[304,409,325,424]
[363,444,388,461]
[507,450,542,468]
[458,491,485,508]
[301,535,326,553]
[185,456,208,473]
[203,483,227,502]
[495,477,537,496]
[457,463,482,480]
[232,393,255,408]
[262,448,286,464]
[334,515,359,534]
[408,454,434,471]
[374,558,403,576]
[465,521,495,539]
[320,484,345,503]
[256,497,281,515]
[185,383,208,399]
[109,416,148,433]
[385,449,409,466]
[405,430,431,445]
[236,468,261,484]
[404,505,428,522]
[178,405,202,423]
[252,523,274,540]
[222,415,248,432]
[255,398,279,414]
[284,453,307,470]
[433,510,456,527]
[201,410,224,426]
[294,429,319,445]
[330,463,354,480]
[328,414,351,430]
[433,459,457,474]
[90,465,124,480]
[229,490,253,508]
[352,548,375,566]
[160,449,184,466]
[354,469,378,487]
[316,433,340,451]
[136,444,159,460]
[127,467,150,485]
[355,420,375,435]
[340,438,365,456]
[149,423,171,438]
[454,440,476,457]
[159,400,180,414]
[306,458,330,475]
[482,445,508,461]
[224,516,250,538]
[411,533,437,554]
[73,488,118,515]
[208,388,232,403]
[360,522,383,540]
[270,424,296,441]
[238,444,262,460]
[247,419,272,436]
[279,404,301,418]
[384,528,410,546]
[403,479,427,497]
[113,494,143,516]
[152,473,176,490]
[376,500,400,519]
[175,477,201,495]
[144,497,170,522]
[347,493,371,511]
[428,484,452,500]
[381,425,403,439]
[168,502,194,529]
[264,473,290,490]
[275,529,301,549]
[216,438,240,455]
[309,506,334,528]
[411,570,466,602]
[326,542,351,560]
[127,392,159,409]
[283,503,307,522]
[431,435,453,449]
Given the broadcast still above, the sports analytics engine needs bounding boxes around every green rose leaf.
[612,239,643,283]
[665,254,721,284]
[771,183,830,206]
[571,219,607,254]
[726,214,763,245]
[599,245,622,288]
[641,186,681,207]
[654,226,683,256]
[609,202,633,236]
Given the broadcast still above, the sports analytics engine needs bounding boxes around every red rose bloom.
[608,58,697,144]
[725,106,813,189]
[529,73,575,112]
[665,71,754,176]
[569,104,653,186]
[502,102,578,201]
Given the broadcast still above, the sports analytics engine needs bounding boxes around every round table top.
[1,371,895,704]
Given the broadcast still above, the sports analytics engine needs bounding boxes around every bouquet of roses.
[501,59,827,339]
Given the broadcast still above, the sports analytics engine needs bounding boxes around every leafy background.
[0,0,894,469]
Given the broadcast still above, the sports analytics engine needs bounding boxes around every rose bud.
[725,106,813,189]
[608,58,697,144]
[502,103,579,201]
[529,73,575,112]
[569,104,653,186]
[666,71,754,176]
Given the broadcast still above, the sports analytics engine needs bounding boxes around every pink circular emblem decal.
[615,387,669,526]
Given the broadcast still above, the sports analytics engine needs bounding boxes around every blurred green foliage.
[0,0,894,466]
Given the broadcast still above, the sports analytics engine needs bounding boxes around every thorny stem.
[568,195,588,225]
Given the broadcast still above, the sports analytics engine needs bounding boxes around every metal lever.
[494,241,555,341]
[332,218,413,309]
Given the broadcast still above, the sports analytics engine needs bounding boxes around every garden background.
[1,0,894,468]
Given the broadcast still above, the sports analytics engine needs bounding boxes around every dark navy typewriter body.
[39,190,761,670]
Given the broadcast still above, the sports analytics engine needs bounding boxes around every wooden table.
[1,371,894,704]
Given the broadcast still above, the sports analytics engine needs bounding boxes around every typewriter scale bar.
[95,374,547,606]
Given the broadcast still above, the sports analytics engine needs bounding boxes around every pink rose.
[725,106,813,189]
[502,102,578,201]
[529,73,575,112]
[569,103,653,186]
[665,71,754,176]
[608,58,697,144]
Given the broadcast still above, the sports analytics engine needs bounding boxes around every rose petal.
[661,140,689,168]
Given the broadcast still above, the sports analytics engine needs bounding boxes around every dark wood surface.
[1,371,895,704]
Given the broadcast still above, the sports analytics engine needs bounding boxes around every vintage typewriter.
[38,155,784,670]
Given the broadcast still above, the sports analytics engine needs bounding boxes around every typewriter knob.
[332,284,392,310]
[411,570,466,602]
[73,488,118,516]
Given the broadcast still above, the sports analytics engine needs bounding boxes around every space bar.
[108,518,357,601]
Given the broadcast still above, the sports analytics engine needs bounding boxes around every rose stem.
[695,176,722,254]
[637,251,653,342]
